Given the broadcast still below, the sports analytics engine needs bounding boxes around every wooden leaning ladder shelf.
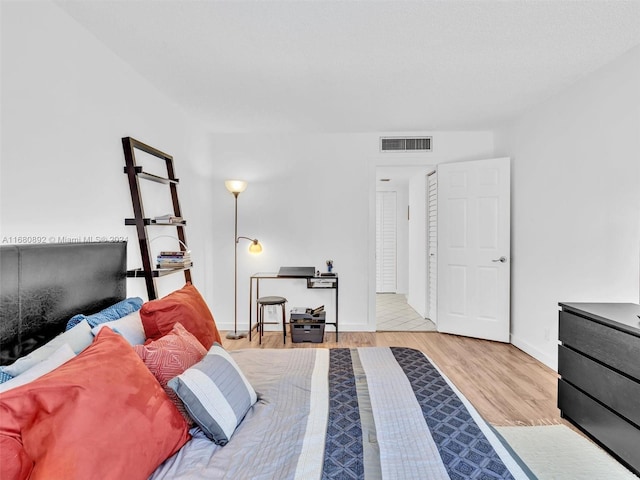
[122,137,191,300]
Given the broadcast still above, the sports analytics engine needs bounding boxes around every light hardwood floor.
[221,330,566,427]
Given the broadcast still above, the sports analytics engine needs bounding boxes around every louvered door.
[376,191,397,293]
[426,171,438,323]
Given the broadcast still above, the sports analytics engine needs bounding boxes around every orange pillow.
[140,283,222,349]
[0,328,190,480]
[0,436,32,480]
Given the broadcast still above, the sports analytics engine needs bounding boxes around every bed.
[0,242,535,480]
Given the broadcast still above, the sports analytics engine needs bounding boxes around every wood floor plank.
[221,330,564,427]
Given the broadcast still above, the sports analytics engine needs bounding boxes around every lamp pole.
[227,191,247,340]
[224,180,261,340]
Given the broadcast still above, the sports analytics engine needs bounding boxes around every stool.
[256,296,288,344]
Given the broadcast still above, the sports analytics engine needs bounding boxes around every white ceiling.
[56,0,640,134]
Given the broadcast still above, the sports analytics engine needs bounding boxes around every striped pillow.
[168,344,257,445]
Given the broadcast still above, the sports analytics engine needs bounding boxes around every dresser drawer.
[559,310,640,380]
[559,380,640,476]
[558,345,640,427]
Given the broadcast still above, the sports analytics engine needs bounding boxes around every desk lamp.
[225,180,262,340]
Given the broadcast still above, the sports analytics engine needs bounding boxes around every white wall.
[206,132,494,333]
[494,45,640,369]
[1,2,213,303]
[208,133,372,333]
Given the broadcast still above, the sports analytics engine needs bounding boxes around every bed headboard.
[0,241,127,365]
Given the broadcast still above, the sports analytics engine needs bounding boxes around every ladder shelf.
[122,136,191,300]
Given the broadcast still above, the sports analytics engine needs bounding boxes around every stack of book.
[156,251,192,269]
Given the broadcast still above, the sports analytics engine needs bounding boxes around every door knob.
[492,256,507,263]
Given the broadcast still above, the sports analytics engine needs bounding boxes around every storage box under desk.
[290,312,325,343]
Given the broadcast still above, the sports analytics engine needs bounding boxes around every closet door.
[376,191,397,293]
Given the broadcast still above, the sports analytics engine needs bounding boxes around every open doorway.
[375,165,436,331]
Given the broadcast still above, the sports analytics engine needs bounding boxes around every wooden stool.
[256,296,288,344]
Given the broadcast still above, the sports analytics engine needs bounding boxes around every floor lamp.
[225,180,262,340]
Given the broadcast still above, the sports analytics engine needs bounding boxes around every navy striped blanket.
[151,347,535,480]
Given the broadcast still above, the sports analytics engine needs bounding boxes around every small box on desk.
[290,307,326,343]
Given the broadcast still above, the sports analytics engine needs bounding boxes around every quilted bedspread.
[150,347,535,480]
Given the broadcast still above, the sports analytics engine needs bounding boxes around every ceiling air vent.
[380,136,432,152]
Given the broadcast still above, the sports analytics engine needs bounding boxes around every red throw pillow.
[0,328,190,480]
[0,436,32,480]
[134,322,207,424]
[140,283,222,349]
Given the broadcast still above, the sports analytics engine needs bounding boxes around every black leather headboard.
[0,242,127,365]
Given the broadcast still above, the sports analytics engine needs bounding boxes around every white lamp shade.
[225,180,248,194]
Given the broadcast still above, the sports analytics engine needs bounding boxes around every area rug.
[495,425,638,479]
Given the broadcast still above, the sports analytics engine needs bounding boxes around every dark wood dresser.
[558,302,640,476]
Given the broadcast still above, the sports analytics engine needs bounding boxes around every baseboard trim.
[511,334,557,371]
[219,323,375,333]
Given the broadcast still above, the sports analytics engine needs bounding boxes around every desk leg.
[254,279,260,341]
[249,278,253,341]
[335,283,339,342]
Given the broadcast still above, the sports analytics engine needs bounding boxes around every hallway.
[375,294,437,332]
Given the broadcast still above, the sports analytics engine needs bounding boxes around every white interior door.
[376,191,397,293]
[437,157,511,342]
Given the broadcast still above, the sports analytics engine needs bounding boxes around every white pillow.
[0,344,75,393]
[91,311,146,345]
[2,320,93,376]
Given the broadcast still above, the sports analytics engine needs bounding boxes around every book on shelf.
[157,261,193,270]
[157,255,192,261]
[156,255,191,262]
[157,257,191,263]
[152,214,184,224]
[159,250,190,257]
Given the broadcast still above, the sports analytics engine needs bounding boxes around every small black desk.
[249,273,339,341]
